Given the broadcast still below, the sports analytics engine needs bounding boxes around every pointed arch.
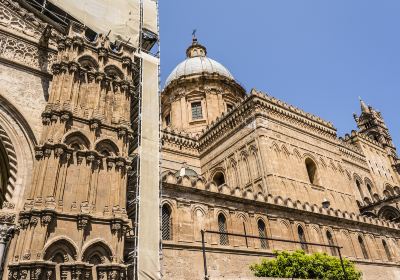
[271,142,281,155]
[82,240,113,264]
[228,158,238,188]
[104,64,124,80]
[281,144,290,158]
[249,146,261,178]
[358,235,369,259]
[297,225,308,252]
[0,95,36,209]
[382,239,392,261]
[239,152,251,184]
[44,238,78,262]
[378,206,400,221]
[63,131,90,150]
[305,157,318,185]
[326,230,337,256]
[193,206,207,241]
[293,148,302,161]
[162,203,173,240]
[218,213,229,245]
[94,139,119,156]
[77,55,99,71]
[257,219,268,249]
[385,184,395,196]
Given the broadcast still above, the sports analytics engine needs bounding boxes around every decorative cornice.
[163,181,400,233]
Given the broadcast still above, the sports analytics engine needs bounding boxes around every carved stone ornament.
[19,217,30,229]
[0,212,15,223]
[106,159,114,169]
[115,160,125,168]
[77,216,89,230]
[45,270,53,280]
[30,268,42,280]
[0,33,56,72]
[117,128,127,137]
[0,224,14,243]
[22,252,31,260]
[60,113,71,122]
[42,116,51,125]
[41,214,52,226]
[44,148,52,157]
[111,220,122,233]
[35,149,44,159]
[90,119,100,130]
[30,216,39,226]
[55,147,64,157]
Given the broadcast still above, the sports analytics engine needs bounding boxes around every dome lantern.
[186,35,207,58]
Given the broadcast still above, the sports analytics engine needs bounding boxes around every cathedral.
[0,0,399,280]
[160,38,400,279]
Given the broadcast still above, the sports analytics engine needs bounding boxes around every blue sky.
[159,1,400,147]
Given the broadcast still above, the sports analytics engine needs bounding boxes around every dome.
[165,38,234,87]
[174,166,198,178]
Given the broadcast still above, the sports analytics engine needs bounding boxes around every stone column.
[0,224,14,276]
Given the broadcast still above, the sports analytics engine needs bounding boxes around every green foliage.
[250,250,362,280]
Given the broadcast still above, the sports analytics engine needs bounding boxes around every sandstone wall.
[163,247,400,280]
[0,62,49,140]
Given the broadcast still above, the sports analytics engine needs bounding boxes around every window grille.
[218,214,229,245]
[326,231,337,256]
[162,205,172,240]
[257,220,268,249]
[191,102,203,120]
[358,236,369,259]
[298,226,308,252]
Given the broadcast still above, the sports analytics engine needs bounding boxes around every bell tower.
[354,98,399,169]
[6,23,136,279]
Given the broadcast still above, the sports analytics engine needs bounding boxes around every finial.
[192,29,197,44]
[358,96,370,113]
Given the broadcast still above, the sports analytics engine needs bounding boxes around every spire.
[186,30,207,58]
[359,97,370,113]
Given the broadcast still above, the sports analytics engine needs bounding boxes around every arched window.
[358,236,369,259]
[379,206,400,221]
[213,172,225,186]
[382,240,392,261]
[64,132,90,150]
[326,231,337,256]
[366,183,373,198]
[298,226,308,252]
[257,220,268,249]
[162,204,172,240]
[218,214,229,245]
[305,158,317,185]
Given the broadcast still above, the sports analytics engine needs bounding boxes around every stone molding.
[162,182,400,233]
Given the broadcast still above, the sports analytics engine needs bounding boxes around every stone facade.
[160,38,400,279]
[0,1,399,279]
[0,1,141,279]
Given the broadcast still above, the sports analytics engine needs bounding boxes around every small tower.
[354,98,399,163]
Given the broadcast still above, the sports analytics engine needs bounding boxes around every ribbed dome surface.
[165,56,234,87]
